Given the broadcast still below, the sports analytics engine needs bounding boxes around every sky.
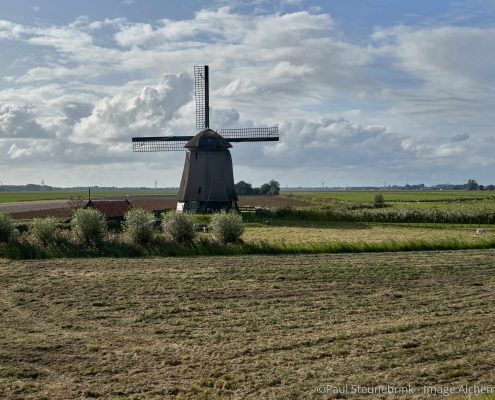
[1,0,494,187]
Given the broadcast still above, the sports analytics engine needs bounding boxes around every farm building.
[84,199,133,223]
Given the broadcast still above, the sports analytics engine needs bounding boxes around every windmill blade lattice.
[194,65,209,131]
[132,136,193,152]
[219,127,279,142]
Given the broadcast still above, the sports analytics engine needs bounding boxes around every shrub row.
[0,209,245,259]
[268,206,495,224]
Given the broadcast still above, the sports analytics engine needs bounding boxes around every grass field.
[2,190,494,205]
[0,191,177,204]
[1,250,494,399]
[284,190,495,203]
[281,191,495,220]
[243,221,495,245]
[387,201,495,212]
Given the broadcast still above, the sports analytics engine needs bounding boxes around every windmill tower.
[132,66,279,212]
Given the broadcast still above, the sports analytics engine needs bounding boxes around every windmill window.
[198,187,202,195]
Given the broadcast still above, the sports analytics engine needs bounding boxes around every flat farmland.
[284,190,495,203]
[243,221,495,245]
[1,250,494,399]
[0,195,312,220]
[0,191,179,204]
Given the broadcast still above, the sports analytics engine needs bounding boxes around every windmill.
[132,66,279,212]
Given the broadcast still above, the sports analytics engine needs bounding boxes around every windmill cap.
[185,128,232,150]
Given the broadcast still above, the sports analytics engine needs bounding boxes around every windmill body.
[132,66,279,212]
[177,129,237,212]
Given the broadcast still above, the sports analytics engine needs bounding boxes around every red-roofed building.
[85,199,133,223]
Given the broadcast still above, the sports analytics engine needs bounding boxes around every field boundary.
[2,237,495,259]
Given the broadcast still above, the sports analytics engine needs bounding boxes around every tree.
[466,179,479,191]
[235,180,253,195]
[268,180,280,195]
[260,183,271,195]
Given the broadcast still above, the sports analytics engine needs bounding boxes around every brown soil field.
[1,250,494,399]
[4,195,311,220]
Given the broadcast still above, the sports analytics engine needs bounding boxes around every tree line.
[235,180,280,196]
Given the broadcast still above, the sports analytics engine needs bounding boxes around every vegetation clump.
[122,208,155,245]
[235,179,280,195]
[30,217,58,245]
[210,211,245,244]
[0,212,14,243]
[374,193,385,208]
[162,211,196,244]
[71,208,107,246]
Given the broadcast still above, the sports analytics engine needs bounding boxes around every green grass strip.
[2,237,495,259]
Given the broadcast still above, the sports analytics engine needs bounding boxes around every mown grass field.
[1,250,494,399]
[242,220,495,245]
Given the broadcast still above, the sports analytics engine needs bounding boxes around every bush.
[162,212,195,244]
[30,217,58,245]
[210,211,245,244]
[122,208,155,245]
[71,208,107,245]
[374,193,385,208]
[0,212,14,243]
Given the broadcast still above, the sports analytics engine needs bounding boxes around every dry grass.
[1,250,495,399]
[243,222,495,245]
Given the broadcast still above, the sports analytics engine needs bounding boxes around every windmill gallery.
[132,66,279,213]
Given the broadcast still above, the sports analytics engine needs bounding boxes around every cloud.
[72,72,193,143]
[451,133,470,142]
[0,104,50,138]
[370,25,495,136]
[257,118,413,168]
[373,26,495,85]
[61,102,94,125]
[0,7,494,185]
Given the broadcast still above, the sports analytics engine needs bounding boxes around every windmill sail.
[132,136,193,152]
[194,65,209,131]
[219,127,279,142]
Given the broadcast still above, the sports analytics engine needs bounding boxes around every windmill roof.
[185,129,232,150]
[85,199,132,219]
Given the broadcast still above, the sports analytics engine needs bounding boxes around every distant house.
[84,199,133,223]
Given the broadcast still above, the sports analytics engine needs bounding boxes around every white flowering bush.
[162,212,196,244]
[122,208,155,245]
[210,211,244,244]
[30,217,58,245]
[71,208,107,245]
[0,212,14,243]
